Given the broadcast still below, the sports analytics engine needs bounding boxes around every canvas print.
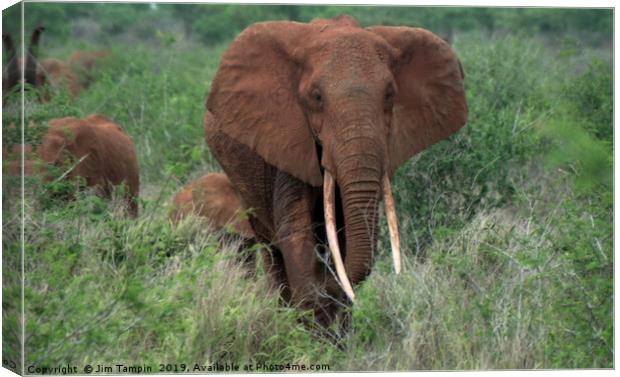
[1,2,613,373]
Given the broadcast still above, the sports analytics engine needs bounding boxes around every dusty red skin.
[204,14,468,326]
[67,50,108,72]
[67,50,109,86]
[4,114,140,216]
[36,58,82,98]
[170,172,255,239]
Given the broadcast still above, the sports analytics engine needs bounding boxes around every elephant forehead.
[308,33,394,82]
[308,29,388,58]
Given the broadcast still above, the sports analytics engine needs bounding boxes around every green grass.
[2,19,613,371]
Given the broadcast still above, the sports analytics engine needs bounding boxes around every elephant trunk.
[333,125,383,287]
[340,172,381,286]
[328,168,403,289]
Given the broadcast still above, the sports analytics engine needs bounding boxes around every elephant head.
[206,15,467,305]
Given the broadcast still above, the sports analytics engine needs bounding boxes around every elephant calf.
[36,58,82,98]
[170,173,254,239]
[4,114,140,216]
[170,173,256,271]
[67,50,109,87]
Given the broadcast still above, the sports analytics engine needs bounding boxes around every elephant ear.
[367,26,468,177]
[206,21,323,187]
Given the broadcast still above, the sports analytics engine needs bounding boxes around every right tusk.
[383,174,402,274]
[324,170,356,302]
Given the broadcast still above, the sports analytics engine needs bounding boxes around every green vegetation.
[2,4,613,371]
[3,4,612,47]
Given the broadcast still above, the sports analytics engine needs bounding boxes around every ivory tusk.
[324,171,356,302]
[382,174,401,274]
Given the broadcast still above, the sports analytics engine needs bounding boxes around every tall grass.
[2,23,612,371]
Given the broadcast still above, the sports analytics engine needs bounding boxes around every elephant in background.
[205,15,467,326]
[170,173,256,271]
[4,114,140,216]
[3,26,81,99]
[67,49,109,87]
[170,172,255,239]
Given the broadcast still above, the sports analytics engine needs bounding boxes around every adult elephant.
[205,15,467,325]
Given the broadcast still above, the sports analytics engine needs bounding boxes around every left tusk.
[382,174,401,274]
[324,170,356,302]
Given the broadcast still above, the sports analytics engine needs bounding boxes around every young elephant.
[67,50,109,87]
[170,173,254,239]
[3,26,81,99]
[205,15,467,326]
[36,58,81,98]
[5,114,140,215]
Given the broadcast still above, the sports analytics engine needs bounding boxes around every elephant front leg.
[272,171,321,312]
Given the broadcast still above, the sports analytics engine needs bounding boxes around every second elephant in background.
[67,49,109,87]
[4,114,140,216]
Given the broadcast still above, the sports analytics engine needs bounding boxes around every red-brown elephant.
[67,49,109,87]
[170,172,255,239]
[4,114,140,216]
[204,15,467,326]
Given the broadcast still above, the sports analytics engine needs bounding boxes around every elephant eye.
[385,84,395,103]
[384,84,396,111]
[311,88,322,103]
